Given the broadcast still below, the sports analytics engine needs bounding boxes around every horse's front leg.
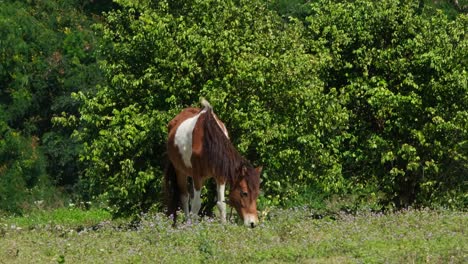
[191,186,202,217]
[191,177,202,217]
[180,192,190,219]
[216,182,227,223]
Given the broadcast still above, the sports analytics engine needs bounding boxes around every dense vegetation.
[0,0,466,217]
[0,0,105,214]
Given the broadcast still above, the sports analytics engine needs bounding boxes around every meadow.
[1,207,466,263]
[1,2,466,263]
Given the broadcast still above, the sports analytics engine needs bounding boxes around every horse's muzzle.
[244,214,259,228]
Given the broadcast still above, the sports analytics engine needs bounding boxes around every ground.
[0,208,466,263]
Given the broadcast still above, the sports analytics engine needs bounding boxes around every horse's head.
[229,166,262,228]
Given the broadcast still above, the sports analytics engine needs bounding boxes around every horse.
[165,98,262,227]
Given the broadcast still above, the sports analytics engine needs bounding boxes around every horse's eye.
[241,191,248,197]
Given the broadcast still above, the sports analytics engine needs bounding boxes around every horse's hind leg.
[175,171,190,221]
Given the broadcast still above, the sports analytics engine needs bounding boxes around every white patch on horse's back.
[174,110,206,168]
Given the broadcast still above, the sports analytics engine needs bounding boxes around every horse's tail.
[164,161,179,226]
[201,97,212,111]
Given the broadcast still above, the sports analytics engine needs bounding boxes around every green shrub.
[75,0,348,217]
[0,0,102,192]
[75,0,467,217]
[0,127,56,215]
[306,0,467,208]
[0,1,102,215]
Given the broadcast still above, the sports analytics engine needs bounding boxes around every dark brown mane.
[202,108,260,195]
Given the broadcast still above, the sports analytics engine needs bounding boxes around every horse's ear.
[255,166,263,175]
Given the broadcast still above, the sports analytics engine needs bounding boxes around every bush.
[0,0,102,192]
[76,0,348,217]
[306,0,467,208]
[75,0,467,217]
[0,1,104,215]
[0,126,59,215]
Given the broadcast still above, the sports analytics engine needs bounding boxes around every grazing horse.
[165,99,262,227]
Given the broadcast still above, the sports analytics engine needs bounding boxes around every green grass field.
[1,208,466,263]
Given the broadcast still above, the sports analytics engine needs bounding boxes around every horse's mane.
[201,101,259,195]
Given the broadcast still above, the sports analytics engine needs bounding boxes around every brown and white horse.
[165,99,261,227]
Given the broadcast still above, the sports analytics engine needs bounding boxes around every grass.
[1,207,111,229]
[0,207,466,263]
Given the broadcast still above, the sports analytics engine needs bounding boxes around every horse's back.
[168,107,200,133]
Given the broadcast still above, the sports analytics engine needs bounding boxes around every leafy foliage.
[306,0,467,208]
[0,1,102,214]
[0,129,48,214]
[75,0,467,217]
[76,0,348,216]
[1,0,466,217]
